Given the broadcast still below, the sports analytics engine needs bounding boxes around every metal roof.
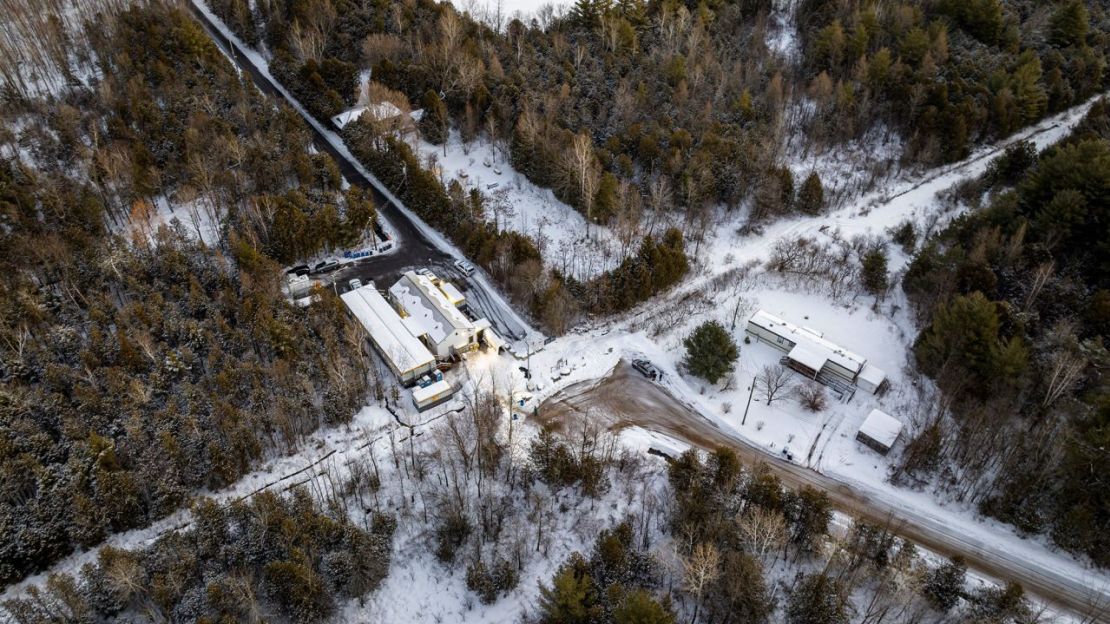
[749,310,867,375]
[342,285,435,374]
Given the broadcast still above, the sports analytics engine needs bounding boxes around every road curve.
[539,363,1110,621]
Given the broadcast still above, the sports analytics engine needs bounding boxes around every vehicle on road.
[312,259,340,274]
[286,264,310,276]
[416,267,435,278]
[632,359,663,380]
[454,259,476,276]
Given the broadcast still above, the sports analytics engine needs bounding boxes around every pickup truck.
[631,359,663,381]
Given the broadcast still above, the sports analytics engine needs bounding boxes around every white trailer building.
[856,409,903,455]
[341,284,437,385]
[745,310,888,394]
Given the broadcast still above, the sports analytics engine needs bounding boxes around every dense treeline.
[901,99,1110,566]
[343,116,688,330]
[798,0,1110,163]
[0,3,377,585]
[211,0,789,228]
[212,0,1110,244]
[533,445,1040,623]
[2,490,395,623]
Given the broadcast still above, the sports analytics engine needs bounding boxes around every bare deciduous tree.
[682,542,720,624]
[737,506,788,563]
[757,364,792,406]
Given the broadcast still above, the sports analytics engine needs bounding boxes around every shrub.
[796,383,828,412]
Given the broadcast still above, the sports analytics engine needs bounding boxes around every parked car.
[454,259,476,276]
[348,278,363,290]
[286,264,310,276]
[632,359,663,381]
[416,267,435,278]
[312,259,340,274]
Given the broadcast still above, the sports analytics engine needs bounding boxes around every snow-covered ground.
[9,2,1103,620]
[449,0,571,26]
[409,132,623,279]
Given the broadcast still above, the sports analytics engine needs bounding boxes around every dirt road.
[540,363,1108,621]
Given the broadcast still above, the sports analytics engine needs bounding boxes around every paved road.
[540,363,1109,621]
[187,2,527,341]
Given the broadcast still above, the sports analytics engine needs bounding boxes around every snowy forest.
[1,0,1109,622]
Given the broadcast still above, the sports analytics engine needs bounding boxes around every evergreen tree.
[796,172,825,215]
[683,321,739,384]
[707,552,773,624]
[786,573,847,624]
[612,589,675,624]
[419,90,449,145]
[923,556,967,612]
[861,248,889,296]
[1051,0,1089,48]
[914,292,1026,388]
[537,553,602,624]
[570,0,613,28]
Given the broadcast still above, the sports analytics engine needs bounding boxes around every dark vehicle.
[311,259,340,274]
[632,359,662,380]
[286,264,310,276]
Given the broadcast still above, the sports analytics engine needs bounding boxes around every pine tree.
[861,248,889,296]
[923,556,967,612]
[1051,0,1089,48]
[796,172,824,215]
[570,0,612,28]
[683,320,739,384]
[419,90,449,145]
[612,589,675,624]
[537,553,601,623]
[786,573,847,624]
[914,292,1017,386]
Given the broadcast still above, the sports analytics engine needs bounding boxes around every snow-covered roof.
[749,310,867,376]
[440,281,466,305]
[788,344,827,373]
[342,285,435,374]
[859,409,902,448]
[412,379,453,403]
[858,363,887,389]
[390,271,474,344]
[331,101,405,129]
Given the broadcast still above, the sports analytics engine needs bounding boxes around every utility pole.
[741,380,755,426]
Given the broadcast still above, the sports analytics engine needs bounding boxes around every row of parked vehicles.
[287,256,475,279]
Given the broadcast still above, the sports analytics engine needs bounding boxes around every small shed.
[856,409,903,455]
[412,379,456,412]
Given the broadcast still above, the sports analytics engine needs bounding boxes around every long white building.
[342,271,503,385]
[341,285,437,384]
[745,309,887,394]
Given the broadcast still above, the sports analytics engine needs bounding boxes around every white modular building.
[341,284,437,385]
[745,310,888,394]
